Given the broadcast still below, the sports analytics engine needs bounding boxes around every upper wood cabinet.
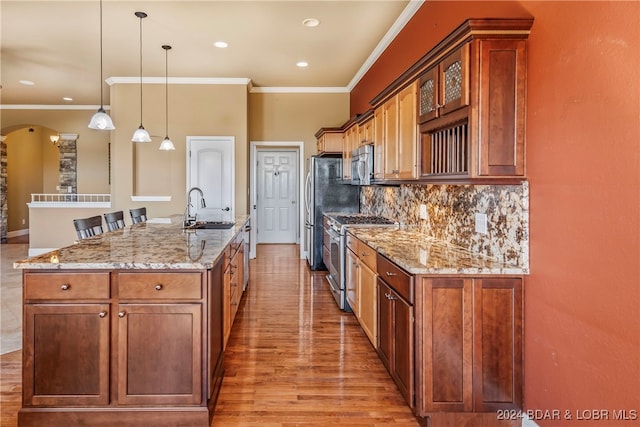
[418,22,531,180]
[342,124,358,181]
[358,114,374,146]
[381,81,419,180]
[315,128,343,155]
[373,107,385,181]
[418,44,470,124]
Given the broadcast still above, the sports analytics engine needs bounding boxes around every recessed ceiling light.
[214,41,228,48]
[63,97,73,101]
[302,18,320,27]
[19,80,35,86]
[296,61,309,68]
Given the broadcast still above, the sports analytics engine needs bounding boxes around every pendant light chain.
[165,46,169,137]
[99,0,104,106]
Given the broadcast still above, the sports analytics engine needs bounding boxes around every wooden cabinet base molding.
[18,408,210,427]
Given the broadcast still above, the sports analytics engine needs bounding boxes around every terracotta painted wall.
[352,1,640,424]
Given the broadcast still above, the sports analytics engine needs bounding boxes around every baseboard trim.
[522,414,540,427]
[7,228,28,238]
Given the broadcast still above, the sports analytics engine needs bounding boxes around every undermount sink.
[186,221,235,230]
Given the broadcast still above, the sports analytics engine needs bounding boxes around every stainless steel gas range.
[323,213,398,311]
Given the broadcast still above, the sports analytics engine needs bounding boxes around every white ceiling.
[1,0,420,106]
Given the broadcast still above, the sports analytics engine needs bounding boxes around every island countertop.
[348,226,527,275]
[14,214,250,270]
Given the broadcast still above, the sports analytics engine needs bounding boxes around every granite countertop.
[14,215,250,270]
[348,226,527,275]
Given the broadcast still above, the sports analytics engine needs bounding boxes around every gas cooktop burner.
[333,214,395,225]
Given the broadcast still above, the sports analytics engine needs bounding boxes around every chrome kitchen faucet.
[184,187,206,226]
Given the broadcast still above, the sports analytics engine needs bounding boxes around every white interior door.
[187,136,234,223]
[257,150,298,243]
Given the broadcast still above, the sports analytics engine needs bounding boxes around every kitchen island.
[14,214,249,427]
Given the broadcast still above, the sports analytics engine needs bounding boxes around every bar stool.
[104,211,126,231]
[73,215,104,240]
[130,207,147,224]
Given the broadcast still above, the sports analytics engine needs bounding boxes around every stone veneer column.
[58,133,79,195]
[1,135,7,243]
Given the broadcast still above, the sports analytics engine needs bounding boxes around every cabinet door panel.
[392,289,414,408]
[117,304,202,405]
[345,249,359,315]
[478,39,526,176]
[397,81,418,179]
[358,262,377,348]
[421,278,472,413]
[24,304,110,406]
[439,44,470,115]
[418,67,438,124]
[383,97,398,178]
[473,278,523,411]
[373,107,385,180]
[377,279,393,370]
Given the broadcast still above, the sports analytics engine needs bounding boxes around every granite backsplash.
[359,182,529,270]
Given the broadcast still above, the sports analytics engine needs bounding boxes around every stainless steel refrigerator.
[304,156,359,270]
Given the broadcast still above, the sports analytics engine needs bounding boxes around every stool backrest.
[130,207,147,224]
[73,215,104,240]
[104,211,126,231]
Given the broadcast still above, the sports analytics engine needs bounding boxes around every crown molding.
[107,77,251,85]
[346,0,424,91]
[250,87,349,94]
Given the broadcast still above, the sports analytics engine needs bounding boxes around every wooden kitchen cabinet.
[377,255,414,408]
[345,233,378,347]
[345,247,359,313]
[382,81,419,180]
[373,107,385,180]
[358,113,374,146]
[418,44,469,124]
[342,123,358,180]
[116,303,202,405]
[23,303,110,406]
[315,128,343,155]
[418,20,532,180]
[415,276,523,416]
[224,233,244,348]
[22,272,110,407]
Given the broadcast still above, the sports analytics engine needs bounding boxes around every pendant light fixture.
[131,11,151,142]
[159,45,175,151]
[88,0,115,130]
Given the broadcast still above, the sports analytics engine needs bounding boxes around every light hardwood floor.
[0,244,420,427]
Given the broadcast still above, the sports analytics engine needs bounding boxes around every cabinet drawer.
[377,255,413,304]
[346,233,358,253]
[118,272,202,300]
[358,240,377,272]
[25,272,110,300]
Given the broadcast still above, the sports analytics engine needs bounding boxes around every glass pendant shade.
[132,125,151,142]
[88,0,115,130]
[88,108,115,130]
[159,136,175,151]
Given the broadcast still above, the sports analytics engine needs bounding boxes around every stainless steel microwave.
[351,144,374,186]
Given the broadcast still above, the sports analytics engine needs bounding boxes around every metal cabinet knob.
[98,311,107,318]
[60,284,70,290]
[155,284,163,291]
[118,311,126,318]
[385,271,397,276]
